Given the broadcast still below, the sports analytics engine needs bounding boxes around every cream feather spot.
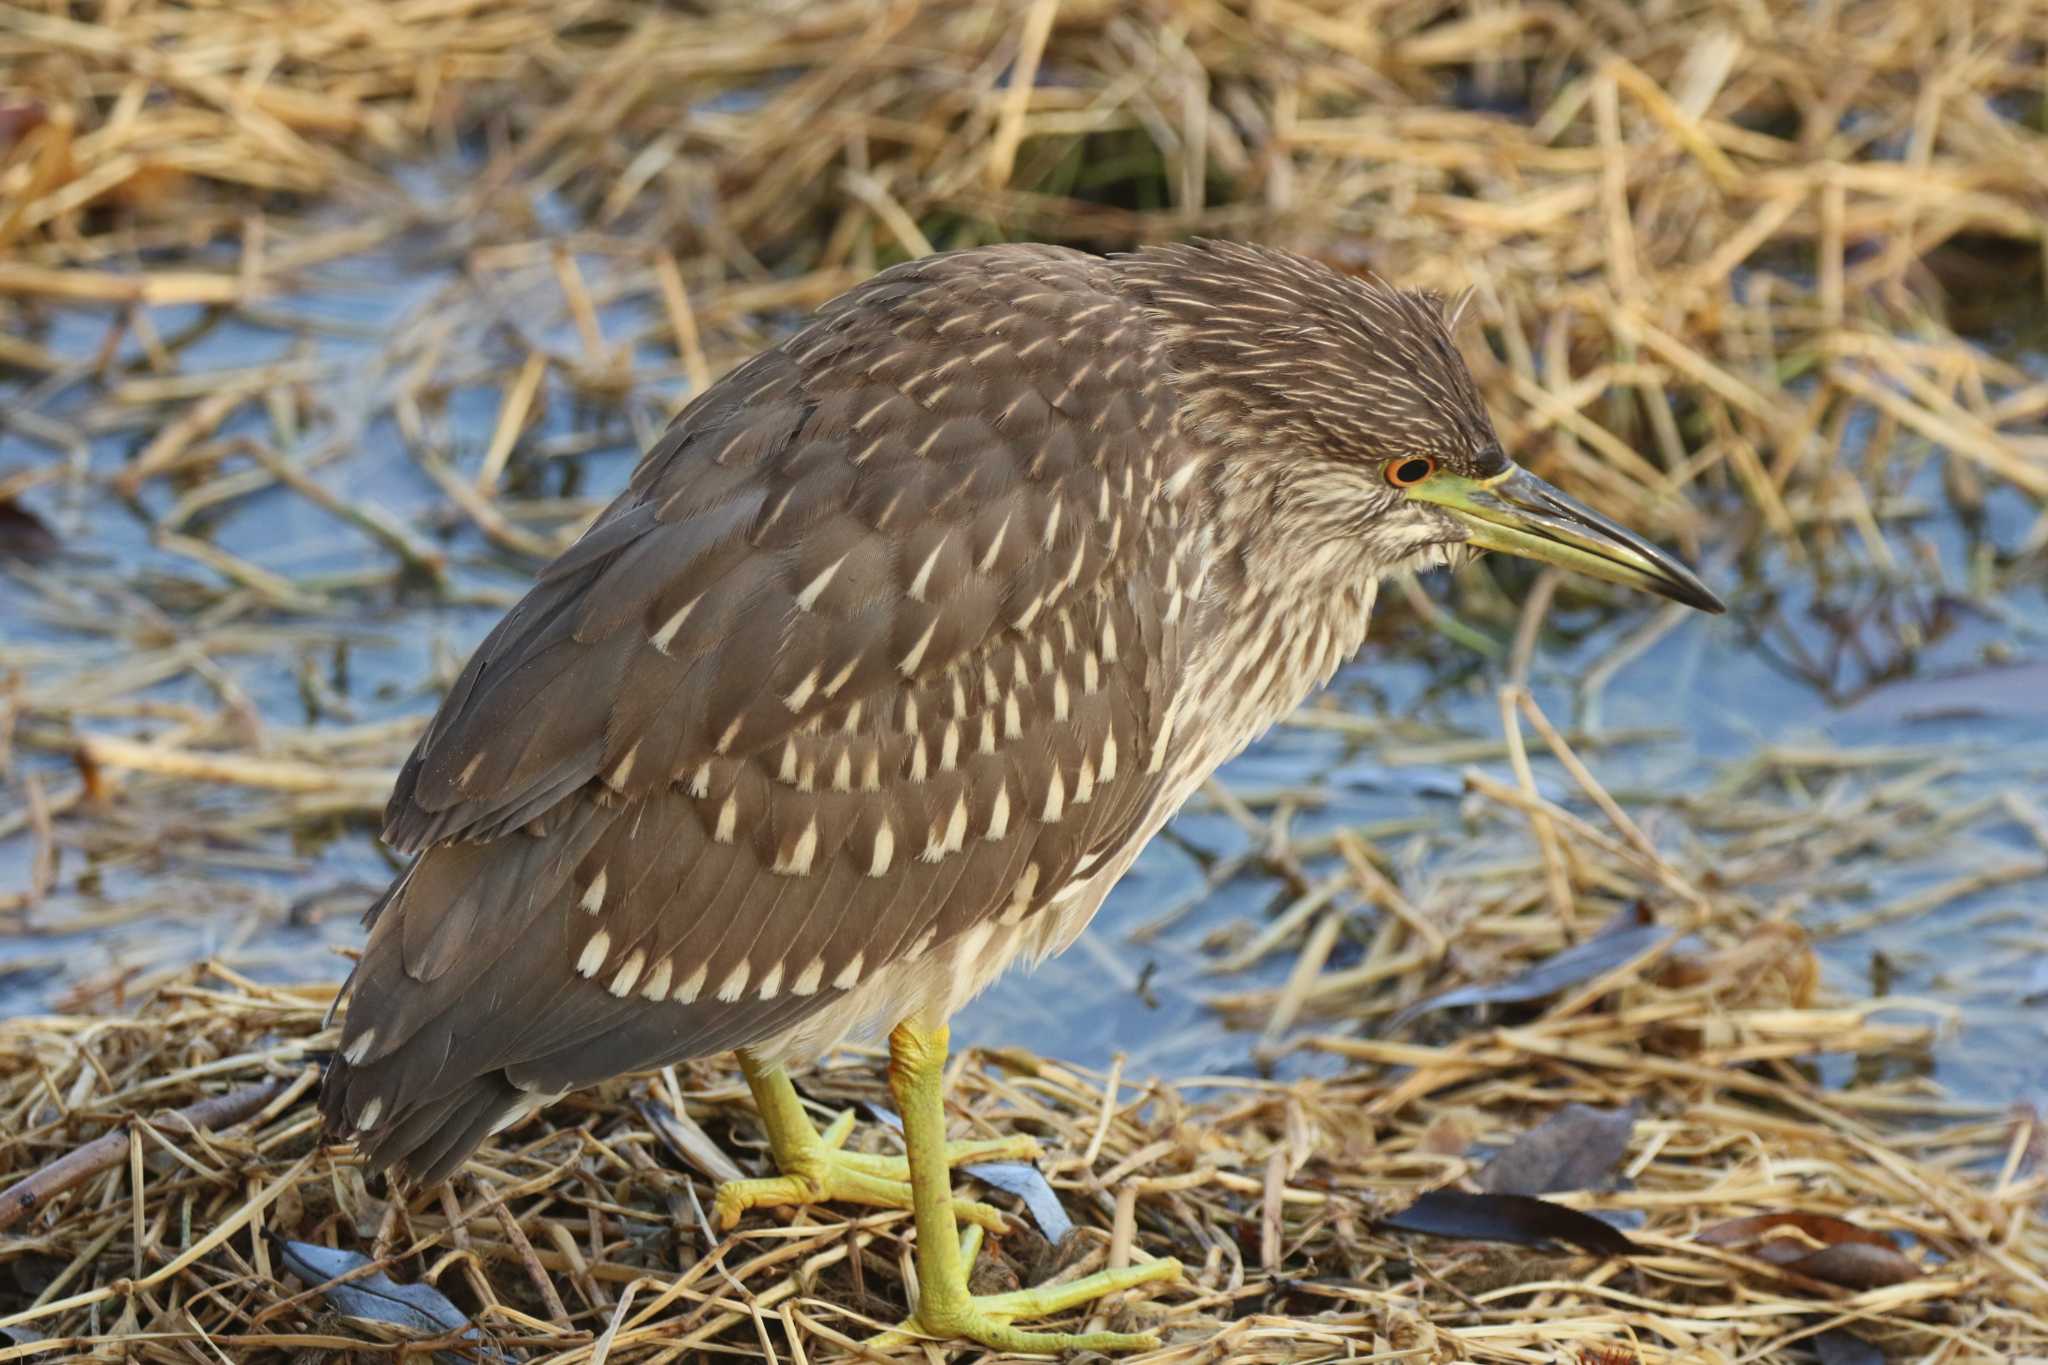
[580,869,607,915]
[823,655,861,698]
[775,817,819,877]
[672,963,708,1004]
[650,596,699,654]
[908,538,946,602]
[1001,862,1041,924]
[1042,767,1066,823]
[715,961,751,1002]
[608,949,646,998]
[977,514,1011,573]
[641,957,674,1000]
[923,795,968,861]
[795,555,847,611]
[791,958,826,996]
[576,930,611,978]
[783,668,820,711]
[1149,707,1176,773]
[898,617,939,675]
[833,953,865,990]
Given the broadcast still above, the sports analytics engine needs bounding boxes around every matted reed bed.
[4,0,2048,1358]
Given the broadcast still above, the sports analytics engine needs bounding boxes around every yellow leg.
[869,1015,1181,1354]
[712,1049,1039,1233]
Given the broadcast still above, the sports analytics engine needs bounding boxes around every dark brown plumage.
[321,240,1718,1187]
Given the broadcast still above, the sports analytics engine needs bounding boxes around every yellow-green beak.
[1407,465,1725,614]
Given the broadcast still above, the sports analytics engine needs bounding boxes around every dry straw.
[4,0,2047,1359]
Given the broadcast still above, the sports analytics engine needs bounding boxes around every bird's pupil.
[1396,458,1432,484]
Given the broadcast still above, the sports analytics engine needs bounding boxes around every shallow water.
[3,210,2044,1109]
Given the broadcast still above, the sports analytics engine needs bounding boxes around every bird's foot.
[869,1223,1181,1354]
[713,1107,1040,1233]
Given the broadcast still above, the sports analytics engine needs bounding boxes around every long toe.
[832,1130,1045,1182]
[713,1154,1012,1233]
[869,1228,1182,1355]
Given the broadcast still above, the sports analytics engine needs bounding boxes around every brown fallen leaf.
[1696,1211,1921,1291]
[1787,1242,1923,1290]
[1696,1211,1897,1252]
[1416,1109,1479,1158]
[1477,1104,1636,1195]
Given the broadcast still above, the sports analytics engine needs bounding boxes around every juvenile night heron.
[321,240,1721,1353]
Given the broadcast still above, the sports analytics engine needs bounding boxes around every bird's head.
[1120,240,1724,614]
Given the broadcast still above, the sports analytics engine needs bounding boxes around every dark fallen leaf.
[1393,915,1684,1027]
[1813,1328,1885,1365]
[1477,1104,1637,1195]
[864,1103,1073,1243]
[0,499,58,563]
[1378,1189,1637,1257]
[277,1240,474,1338]
[1840,661,2048,723]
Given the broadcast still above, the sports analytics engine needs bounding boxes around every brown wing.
[321,244,1205,1181]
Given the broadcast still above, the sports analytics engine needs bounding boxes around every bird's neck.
[1177,459,1384,768]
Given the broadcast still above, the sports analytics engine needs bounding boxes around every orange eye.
[1386,456,1436,487]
